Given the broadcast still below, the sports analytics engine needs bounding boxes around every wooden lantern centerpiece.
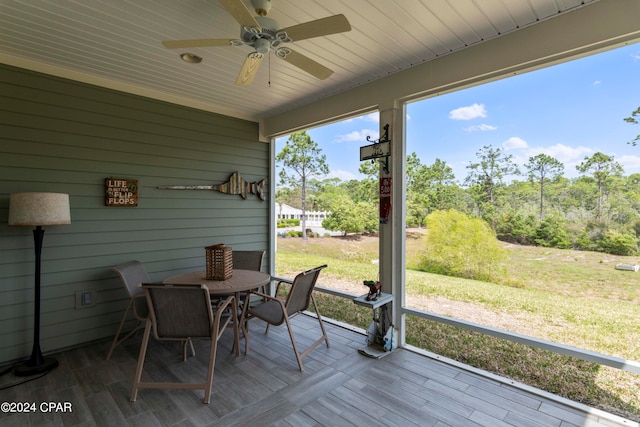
[206,244,233,280]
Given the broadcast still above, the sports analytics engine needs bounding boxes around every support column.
[269,137,277,295]
[378,102,406,347]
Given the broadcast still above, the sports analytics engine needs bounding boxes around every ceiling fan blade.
[280,49,333,80]
[220,0,260,29]
[162,39,234,49]
[236,52,264,86]
[280,14,351,42]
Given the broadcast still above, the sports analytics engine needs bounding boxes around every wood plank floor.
[0,315,636,427]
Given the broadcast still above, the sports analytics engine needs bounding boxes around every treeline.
[278,143,640,256]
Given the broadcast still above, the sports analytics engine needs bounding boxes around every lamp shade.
[8,192,71,226]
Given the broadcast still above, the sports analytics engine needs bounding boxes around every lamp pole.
[14,225,59,376]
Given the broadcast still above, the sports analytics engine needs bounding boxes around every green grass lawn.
[276,233,640,422]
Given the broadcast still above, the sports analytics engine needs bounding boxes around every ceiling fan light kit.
[180,53,202,63]
[162,0,351,85]
[252,0,272,16]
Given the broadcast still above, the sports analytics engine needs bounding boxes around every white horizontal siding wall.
[0,64,269,363]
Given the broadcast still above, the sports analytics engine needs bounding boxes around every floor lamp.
[8,192,71,376]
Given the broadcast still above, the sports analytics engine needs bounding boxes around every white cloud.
[465,123,497,132]
[526,143,593,164]
[616,155,640,173]
[593,80,601,85]
[335,129,378,143]
[327,169,357,181]
[503,137,528,150]
[519,145,594,177]
[631,51,640,61]
[449,103,487,120]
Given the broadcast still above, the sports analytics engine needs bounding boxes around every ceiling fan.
[162,0,351,86]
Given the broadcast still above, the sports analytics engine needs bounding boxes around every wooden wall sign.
[105,178,138,206]
[158,171,265,201]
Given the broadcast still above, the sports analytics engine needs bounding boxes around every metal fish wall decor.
[158,171,265,201]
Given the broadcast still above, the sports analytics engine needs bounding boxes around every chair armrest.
[246,290,287,309]
[246,290,278,302]
[272,277,294,297]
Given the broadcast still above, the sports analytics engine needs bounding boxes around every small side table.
[353,292,394,358]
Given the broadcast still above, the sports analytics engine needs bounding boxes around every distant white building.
[276,203,330,227]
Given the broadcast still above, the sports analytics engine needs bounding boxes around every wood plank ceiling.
[0,0,598,122]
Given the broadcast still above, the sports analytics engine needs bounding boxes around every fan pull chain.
[268,52,271,87]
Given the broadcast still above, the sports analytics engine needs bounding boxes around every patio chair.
[232,250,265,272]
[240,264,328,371]
[106,260,194,361]
[106,261,151,360]
[130,284,235,404]
[234,249,267,299]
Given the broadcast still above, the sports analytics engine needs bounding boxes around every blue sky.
[276,42,640,185]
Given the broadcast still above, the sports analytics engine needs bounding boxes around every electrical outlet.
[75,290,96,309]
[82,291,92,305]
